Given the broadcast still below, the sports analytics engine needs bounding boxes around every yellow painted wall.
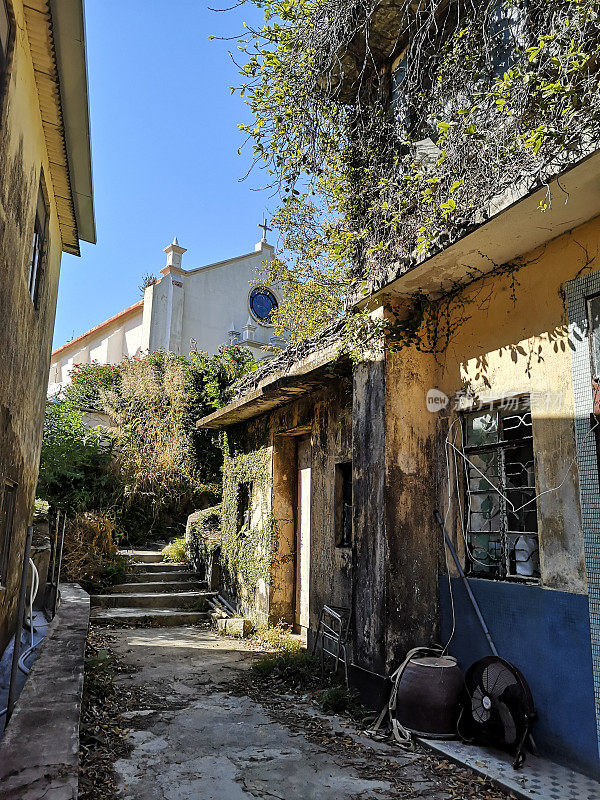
[384,213,600,624]
[0,0,66,651]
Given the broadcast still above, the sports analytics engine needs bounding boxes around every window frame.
[28,181,48,308]
[0,480,17,587]
[236,481,252,536]
[0,0,13,119]
[461,397,540,583]
[248,287,278,327]
[334,461,352,549]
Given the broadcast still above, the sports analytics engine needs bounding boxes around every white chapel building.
[49,230,286,392]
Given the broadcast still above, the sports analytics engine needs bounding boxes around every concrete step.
[119,550,165,564]
[91,591,210,611]
[128,570,199,582]
[130,562,187,573]
[111,581,207,594]
[90,608,210,626]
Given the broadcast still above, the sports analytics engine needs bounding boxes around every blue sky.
[53,0,271,349]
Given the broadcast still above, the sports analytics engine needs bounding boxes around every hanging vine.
[227,0,600,339]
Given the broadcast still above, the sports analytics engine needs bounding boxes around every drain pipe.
[434,510,498,657]
[6,526,34,723]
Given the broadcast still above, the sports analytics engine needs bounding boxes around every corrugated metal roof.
[23,1,80,254]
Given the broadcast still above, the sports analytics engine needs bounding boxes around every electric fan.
[459,656,536,769]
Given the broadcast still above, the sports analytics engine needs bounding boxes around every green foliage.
[39,347,253,542]
[219,432,276,601]
[139,273,157,295]
[65,361,121,412]
[314,685,367,720]
[253,623,302,653]
[37,400,115,512]
[103,347,251,538]
[162,537,188,563]
[187,504,221,571]
[229,0,600,347]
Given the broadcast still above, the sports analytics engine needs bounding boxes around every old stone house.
[0,0,95,653]
[197,0,600,781]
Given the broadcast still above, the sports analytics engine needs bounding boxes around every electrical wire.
[442,382,600,575]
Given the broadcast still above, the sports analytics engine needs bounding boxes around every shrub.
[60,512,129,593]
[102,347,253,540]
[162,538,187,563]
[65,361,122,412]
[314,685,367,720]
[253,623,301,654]
[37,400,116,513]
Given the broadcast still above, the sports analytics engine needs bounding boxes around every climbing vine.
[186,504,222,571]
[229,0,600,341]
[219,431,277,606]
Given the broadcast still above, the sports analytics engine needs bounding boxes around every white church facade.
[48,232,286,392]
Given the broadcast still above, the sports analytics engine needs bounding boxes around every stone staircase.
[90,550,212,626]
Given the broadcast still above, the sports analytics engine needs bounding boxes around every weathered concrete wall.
[383,348,443,670]
[379,214,600,671]
[0,0,65,653]
[352,355,387,672]
[222,375,353,630]
[435,217,599,593]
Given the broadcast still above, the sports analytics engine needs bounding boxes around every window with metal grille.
[0,481,17,586]
[462,399,540,581]
[28,182,47,307]
[0,0,11,107]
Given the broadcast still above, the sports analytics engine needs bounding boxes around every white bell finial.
[163,236,187,269]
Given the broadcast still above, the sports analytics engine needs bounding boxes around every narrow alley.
[81,623,510,800]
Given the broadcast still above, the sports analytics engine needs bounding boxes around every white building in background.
[48,230,286,393]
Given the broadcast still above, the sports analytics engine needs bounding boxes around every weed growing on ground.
[252,622,301,653]
[314,685,367,720]
[252,650,321,689]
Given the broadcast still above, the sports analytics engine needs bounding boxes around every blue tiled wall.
[439,576,599,778]
[567,272,600,760]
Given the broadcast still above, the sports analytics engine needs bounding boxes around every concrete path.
[102,627,508,800]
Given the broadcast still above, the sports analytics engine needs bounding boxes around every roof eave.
[50,0,96,246]
[197,345,349,429]
[360,146,600,305]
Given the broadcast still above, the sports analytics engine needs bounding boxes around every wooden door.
[295,436,311,632]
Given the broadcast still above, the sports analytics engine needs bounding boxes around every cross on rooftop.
[258,217,272,242]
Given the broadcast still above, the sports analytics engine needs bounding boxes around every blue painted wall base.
[439,576,599,778]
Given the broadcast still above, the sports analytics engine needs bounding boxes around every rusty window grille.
[462,398,540,581]
[0,481,17,586]
[28,182,47,308]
